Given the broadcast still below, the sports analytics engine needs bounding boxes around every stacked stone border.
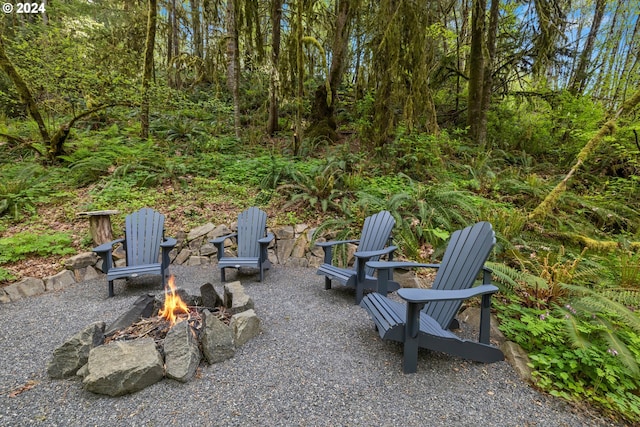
[1,222,327,304]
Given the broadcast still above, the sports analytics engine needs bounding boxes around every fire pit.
[46,277,260,396]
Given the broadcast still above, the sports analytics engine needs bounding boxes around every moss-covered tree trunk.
[227,0,241,139]
[467,0,486,145]
[306,0,356,142]
[140,0,157,139]
[267,0,282,136]
[0,35,51,146]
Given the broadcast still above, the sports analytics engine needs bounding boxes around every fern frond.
[485,261,547,293]
[595,317,639,376]
[562,310,591,350]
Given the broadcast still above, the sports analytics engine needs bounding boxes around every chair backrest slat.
[358,211,395,277]
[125,208,165,266]
[424,221,495,328]
[237,207,267,258]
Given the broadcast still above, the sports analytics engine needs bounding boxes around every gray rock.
[11,277,45,299]
[200,283,223,309]
[105,294,155,336]
[276,238,295,265]
[187,256,209,266]
[223,281,254,314]
[74,265,102,282]
[47,322,105,379]
[207,224,232,240]
[291,234,308,259]
[230,309,260,347]
[0,288,10,304]
[44,270,76,292]
[83,337,164,396]
[187,223,216,242]
[174,248,192,265]
[164,320,202,382]
[64,252,98,270]
[199,243,217,257]
[273,226,295,240]
[201,309,235,364]
[502,341,534,383]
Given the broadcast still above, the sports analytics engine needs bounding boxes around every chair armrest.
[258,233,274,244]
[210,233,238,245]
[366,261,441,270]
[354,246,397,260]
[397,285,499,304]
[161,237,177,249]
[93,238,125,254]
[315,239,360,248]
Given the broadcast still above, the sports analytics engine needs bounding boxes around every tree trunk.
[306,0,356,141]
[294,0,304,155]
[267,0,282,136]
[226,0,241,138]
[568,0,605,96]
[474,0,499,147]
[467,0,486,144]
[0,35,51,147]
[141,0,157,139]
[191,0,203,59]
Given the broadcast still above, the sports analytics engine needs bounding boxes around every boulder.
[502,341,533,383]
[187,223,216,242]
[164,320,202,382]
[83,337,164,396]
[201,309,235,364]
[105,294,155,336]
[47,322,105,379]
[200,283,223,309]
[64,252,98,270]
[44,270,76,292]
[223,281,254,314]
[231,309,260,346]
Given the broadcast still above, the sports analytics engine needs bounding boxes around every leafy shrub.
[0,163,50,220]
[0,232,75,264]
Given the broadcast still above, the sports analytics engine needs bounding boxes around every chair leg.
[355,286,364,305]
[259,264,264,282]
[403,338,419,374]
[325,277,332,290]
[108,280,114,298]
[220,268,226,282]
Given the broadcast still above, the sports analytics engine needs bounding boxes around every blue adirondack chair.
[316,210,398,304]
[360,221,504,373]
[210,207,274,282]
[93,208,177,297]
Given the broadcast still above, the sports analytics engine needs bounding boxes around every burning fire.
[158,275,190,326]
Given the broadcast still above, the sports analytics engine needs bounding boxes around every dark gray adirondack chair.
[210,207,274,282]
[93,208,177,297]
[360,221,504,373]
[316,210,398,304]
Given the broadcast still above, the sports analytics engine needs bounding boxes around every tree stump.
[77,210,119,246]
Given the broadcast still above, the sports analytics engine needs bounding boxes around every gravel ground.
[0,265,625,427]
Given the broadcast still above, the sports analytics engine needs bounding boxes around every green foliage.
[0,163,50,220]
[0,232,75,264]
[0,267,17,283]
[278,157,350,214]
[497,301,640,423]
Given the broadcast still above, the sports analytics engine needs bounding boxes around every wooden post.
[77,210,119,246]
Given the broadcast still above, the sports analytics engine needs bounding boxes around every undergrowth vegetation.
[1,92,639,424]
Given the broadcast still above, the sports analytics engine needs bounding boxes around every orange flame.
[158,275,190,326]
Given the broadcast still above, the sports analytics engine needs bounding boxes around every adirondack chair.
[93,208,177,298]
[316,210,398,304]
[210,207,274,282]
[360,221,504,373]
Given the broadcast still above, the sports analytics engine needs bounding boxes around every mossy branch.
[529,86,640,222]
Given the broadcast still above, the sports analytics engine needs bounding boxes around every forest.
[1,0,640,422]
